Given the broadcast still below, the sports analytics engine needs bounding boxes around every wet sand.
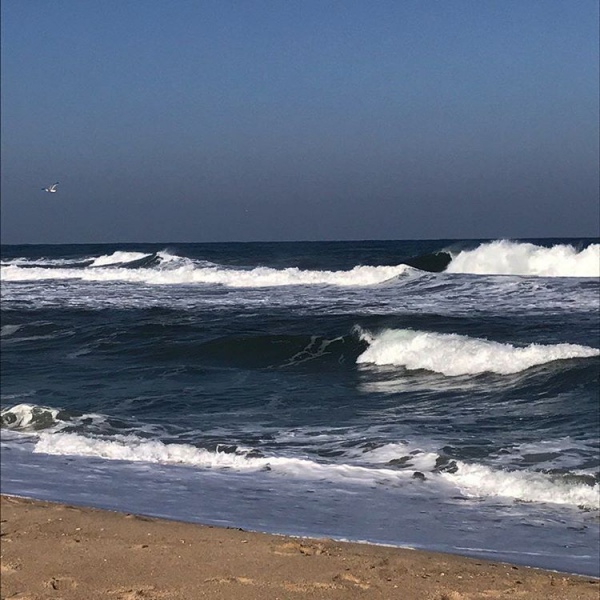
[1,494,598,600]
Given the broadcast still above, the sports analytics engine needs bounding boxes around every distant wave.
[446,240,600,277]
[355,327,600,376]
[89,251,152,267]
[2,241,598,286]
[0,251,415,287]
[0,256,91,268]
[402,251,452,273]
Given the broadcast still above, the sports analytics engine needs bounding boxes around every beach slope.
[1,495,597,600]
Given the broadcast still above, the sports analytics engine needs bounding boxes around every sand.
[1,495,598,600]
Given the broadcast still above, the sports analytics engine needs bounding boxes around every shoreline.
[1,494,598,600]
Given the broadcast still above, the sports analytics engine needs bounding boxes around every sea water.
[1,238,599,575]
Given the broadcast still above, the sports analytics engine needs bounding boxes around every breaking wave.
[355,328,600,376]
[11,428,600,510]
[2,403,598,510]
[2,241,597,288]
[446,240,600,277]
[89,251,152,267]
[0,251,414,287]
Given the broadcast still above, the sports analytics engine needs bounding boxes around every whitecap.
[446,240,600,277]
[355,328,599,376]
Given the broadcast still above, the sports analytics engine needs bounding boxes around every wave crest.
[355,328,599,376]
[89,251,152,267]
[0,256,413,287]
[446,241,600,277]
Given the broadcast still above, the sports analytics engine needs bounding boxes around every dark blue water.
[1,238,599,575]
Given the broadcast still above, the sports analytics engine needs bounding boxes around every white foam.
[356,328,599,376]
[0,257,83,267]
[0,403,106,433]
[443,462,599,509]
[89,251,151,267]
[32,432,414,484]
[446,241,600,277]
[1,261,412,287]
[1,265,85,281]
[0,403,62,430]
[360,442,439,471]
[28,431,599,509]
[155,250,188,265]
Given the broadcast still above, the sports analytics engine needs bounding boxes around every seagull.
[42,182,59,193]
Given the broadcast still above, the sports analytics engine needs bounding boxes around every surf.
[355,327,600,376]
[446,240,600,277]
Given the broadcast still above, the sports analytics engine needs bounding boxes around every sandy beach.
[0,495,597,600]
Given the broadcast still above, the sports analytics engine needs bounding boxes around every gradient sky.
[1,0,599,244]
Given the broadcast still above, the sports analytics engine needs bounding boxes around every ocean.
[1,238,599,576]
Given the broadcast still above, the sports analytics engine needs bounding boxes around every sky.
[1,0,599,244]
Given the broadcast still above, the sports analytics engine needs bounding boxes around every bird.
[42,182,59,193]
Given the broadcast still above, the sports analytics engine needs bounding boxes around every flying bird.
[42,182,59,193]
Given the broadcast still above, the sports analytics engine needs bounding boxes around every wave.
[187,333,359,369]
[2,404,597,509]
[89,251,153,267]
[402,251,452,273]
[2,241,598,283]
[439,462,597,508]
[1,403,72,431]
[355,328,600,376]
[0,257,86,268]
[0,403,107,432]
[3,241,597,287]
[1,421,595,510]
[446,240,600,277]
[0,252,414,287]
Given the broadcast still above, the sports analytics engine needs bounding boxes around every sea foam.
[1,403,64,431]
[447,241,600,277]
[0,258,412,287]
[27,431,599,510]
[442,462,598,508]
[89,251,151,267]
[4,403,598,510]
[355,328,600,376]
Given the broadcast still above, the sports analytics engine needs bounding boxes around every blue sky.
[1,0,598,243]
